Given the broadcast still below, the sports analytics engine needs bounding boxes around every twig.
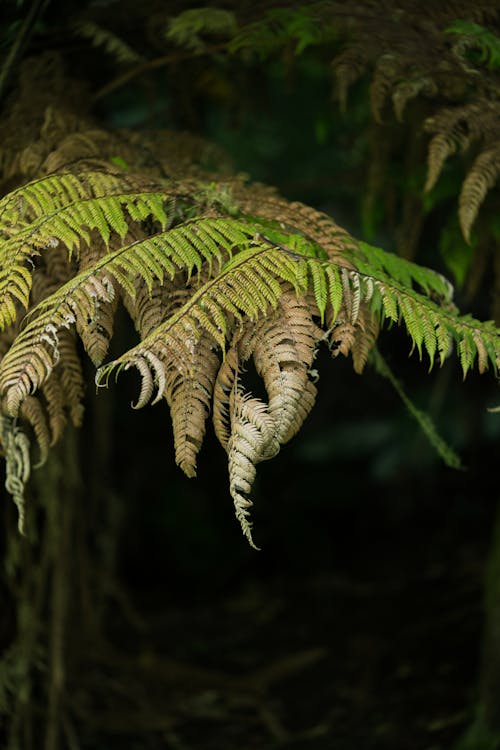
[93,44,226,102]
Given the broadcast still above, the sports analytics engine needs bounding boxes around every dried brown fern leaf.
[1,416,31,532]
[73,230,146,366]
[326,301,357,361]
[126,267,224,479]
[459,145,500,242]
[165,327,221,478]
[19,396,51,466]
[424,129,467,194]
[124,268,219,474]
[124,275,187,339]
[234,187,357,265]
[213,343,239,452]
[41,129,141,176]
[350,305,380,374]
[424,101,500,192]
[73,266,118,367]
[40,371,67,447]
[392,77,437,122]
[227,386,276,550]
[370,53,404,124]
[240,288,322,446]
[333,44,368,113]
[57,329,85,427]
[126,129,234,178]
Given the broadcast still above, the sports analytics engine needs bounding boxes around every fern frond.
[328,308,357,360]
[392,77,437,122]
[72,235,116,366]
[57,329,85,426]
[40,372,66,448]
[41,129,144,176]
[240,288,321,445]
[213,343,239,452]
[1,417,30,533]
[355,240,454,302]
[333,45,368,113]
[0,171,127,231]
[167,8,237,52]
[370,53,402,124]
[0,171,172,328]
[73,21,144,65]
[459,145,500,241]
[166,329,220,478]
[0,218,255,412]
[227,387,275,550]
[95,242,312,397]
[19,396,51,466]
[424,101,500,195]
[350,306,380,374]
[229,5,332,59]
[237,193,359,264]
[447,20,500,71]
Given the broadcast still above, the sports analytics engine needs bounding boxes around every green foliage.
[228,3,336,58]
[0,171,170,328]
[2,166,500,542]
[447,20,500,70]
[166,7,237,52]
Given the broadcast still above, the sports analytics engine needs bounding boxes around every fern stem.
[370,346,463,469]
[93,43,226,101]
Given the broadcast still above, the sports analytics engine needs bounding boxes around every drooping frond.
[349,305,380,375]
[19,397,51,466]
[73,21,144,65]
[1,30,500,546]
[459,145,500,241]
[95,241,309,393]
[0,218,250,413]
[0,416,30,533]
[166,328,221,478]
[227,388,276,550]
[239,288,322,445]
[423,102,497,191]
[213,343,239,452]
[57,329,85,427]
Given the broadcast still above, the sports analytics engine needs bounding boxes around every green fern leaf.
[0,173,174,328]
